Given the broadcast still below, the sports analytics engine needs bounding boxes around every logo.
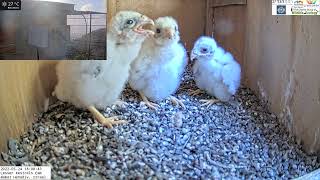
[273,0,320,15]
[277,5,287,14]
[306,0,318,4]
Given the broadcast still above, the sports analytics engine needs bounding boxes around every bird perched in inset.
[53,11,154,128]
[190,36,241,107]
[129,16,188,110]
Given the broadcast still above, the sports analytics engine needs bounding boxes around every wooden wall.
[0,61,57,152]
[206,0,247,71]
[107,0,207,51]
[244,0,320,154]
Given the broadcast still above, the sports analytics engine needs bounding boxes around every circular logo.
[277,6,286,14]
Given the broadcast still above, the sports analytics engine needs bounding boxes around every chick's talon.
[100,117,128,128]
[189,89,203,96]
[170,96,185,109]
[139,92,159,110]
[88,106,127,128]
[145,101,160,110]
[199,99,220,107]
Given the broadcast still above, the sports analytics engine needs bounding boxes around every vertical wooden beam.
[213,0,247,7]
[205,0,215,37]
[205,0,210,35]
[207,0,247,68]
[107,0,117,23]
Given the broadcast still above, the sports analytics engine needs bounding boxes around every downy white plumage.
[129,16,188,110]
[54,11,154,128]
[190,36,241,106]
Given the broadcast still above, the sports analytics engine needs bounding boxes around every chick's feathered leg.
[199,99,221,107]
[88,106,127,128]
[139,91,160,110]
[169,96,185,109]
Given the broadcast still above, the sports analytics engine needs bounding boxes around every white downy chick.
[190,36,241,107]
[53,11,154,128]
[129,16,188,110]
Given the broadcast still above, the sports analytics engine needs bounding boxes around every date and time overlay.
[0,166,51,180]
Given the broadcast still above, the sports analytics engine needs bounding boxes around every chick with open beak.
[53,11,156,130]
[108,11,155,44]
[133,15,155,35]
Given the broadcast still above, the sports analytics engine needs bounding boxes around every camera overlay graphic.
[0,0,106,60]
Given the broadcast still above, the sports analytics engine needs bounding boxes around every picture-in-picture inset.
[0,0,107,60]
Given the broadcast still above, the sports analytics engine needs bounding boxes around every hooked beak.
[133,16,155,36]
[190,51,198,61]
[164,28,175,39]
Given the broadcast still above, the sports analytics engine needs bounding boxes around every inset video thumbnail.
[0,0,106,60]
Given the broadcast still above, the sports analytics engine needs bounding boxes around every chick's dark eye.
[126,19,134,25]
[201,48,208,53]
[156,28,161,33]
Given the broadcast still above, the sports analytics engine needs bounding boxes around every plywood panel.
[212,5,246,69]
[205,0,212,35]
[107,0,206,51]
[0,61,57,152]
[245,0,320,154]
[212,0,247,7]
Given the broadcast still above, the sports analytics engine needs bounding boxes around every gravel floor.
[2,67,319,179]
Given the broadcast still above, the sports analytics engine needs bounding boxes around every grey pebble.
[173,112,184,128]
[1,66,319,179]
[75,169,86,176]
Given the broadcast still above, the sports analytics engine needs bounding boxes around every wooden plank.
[107,0,117,22]
[212,5,246,69]
[295,169,320,180]
[0,61,57,153]
[245,0,320,154]
[212,0,247,7]
[205,0,213,36]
